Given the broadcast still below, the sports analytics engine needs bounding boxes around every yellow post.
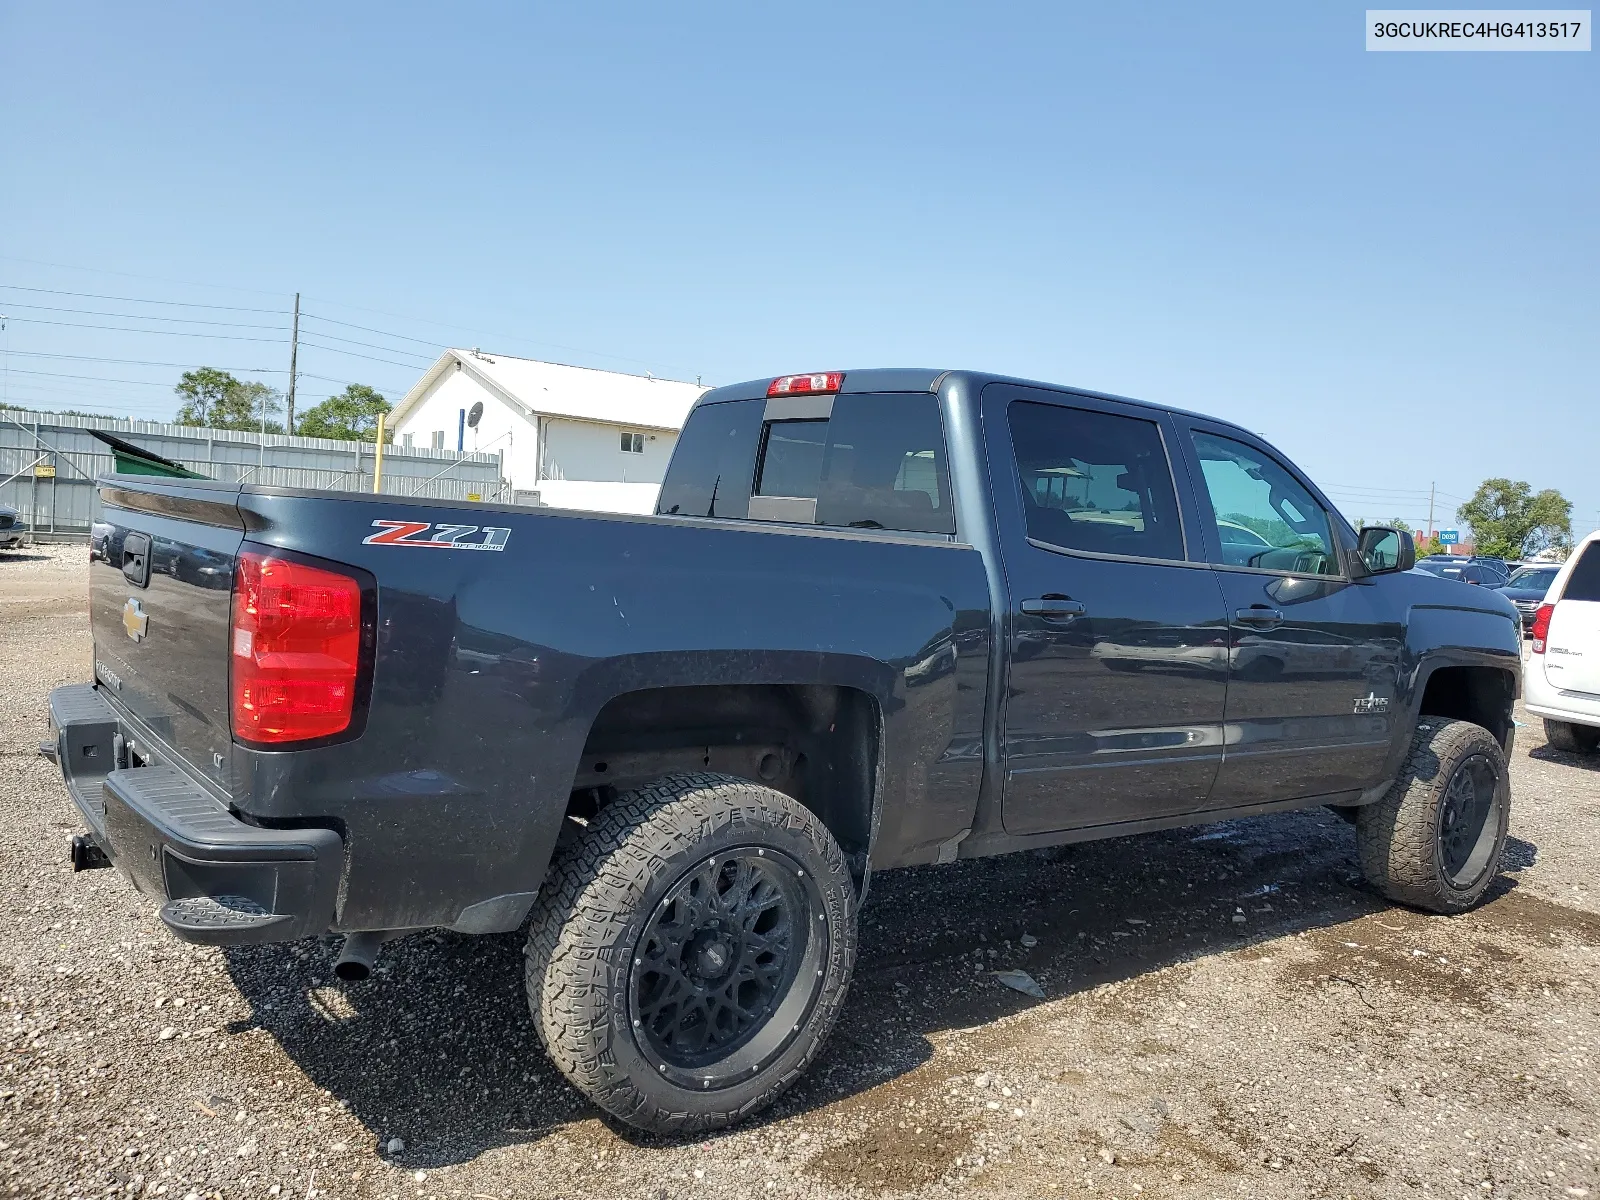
[372,413,386,494]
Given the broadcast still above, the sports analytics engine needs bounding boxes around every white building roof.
[391,349,706,432]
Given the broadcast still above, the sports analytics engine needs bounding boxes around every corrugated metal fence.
[0,409,511,536]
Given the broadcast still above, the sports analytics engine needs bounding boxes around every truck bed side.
[88,479,991,934]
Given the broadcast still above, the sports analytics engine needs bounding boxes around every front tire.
[525,772,857,1136]
[1544,719,1600,754]
[1356,718,1510,913]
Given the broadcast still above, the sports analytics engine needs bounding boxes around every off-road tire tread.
[524,771,856,1136]
[1355,718,1508,913]
[1543,718,1600,754]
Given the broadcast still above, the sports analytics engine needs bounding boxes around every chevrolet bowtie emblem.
[122,597,149,643]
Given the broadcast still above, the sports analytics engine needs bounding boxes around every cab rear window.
[656,400,763,520]
[658,393,955,536]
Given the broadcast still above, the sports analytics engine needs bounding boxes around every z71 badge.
[363,520,511,551]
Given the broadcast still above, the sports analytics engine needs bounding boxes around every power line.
[0,281,287,313]
[300,293,698,376]
[7,316,289,343]
[293,327,433,360]
[7,360,409,399]
[1320,483,1435,497]
[6,254,700,380]
[296,338,431,371]
[3,349,286,372]
[2,393,178,415]
[0,255,289,299]
[0,301,288,330]
[298,371,412,395]
[0,367,181,388]
[300,311,447,349]
[2,377,165,402]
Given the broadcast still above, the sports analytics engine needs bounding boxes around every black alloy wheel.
[1436,753,1500,889]
[629,847,826,1089]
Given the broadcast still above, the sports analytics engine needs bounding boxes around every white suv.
[1525,530,1600,753]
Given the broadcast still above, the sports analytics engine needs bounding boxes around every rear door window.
[1563,543,1600,602]
[1006,400,1185,562]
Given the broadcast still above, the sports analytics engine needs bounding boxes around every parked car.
[0,504,25,551]
[1525,531,1600,753]
[47,368,1522,1135]
[1497,564,1563,630]
[1415,557,1507,587]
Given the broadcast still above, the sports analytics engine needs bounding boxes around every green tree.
[295,384,392,442]
[1457,478,1573,560]
[1353,517,1414,534]
[173,368,283,432]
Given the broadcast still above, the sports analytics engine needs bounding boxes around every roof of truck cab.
[693,369,1237,431]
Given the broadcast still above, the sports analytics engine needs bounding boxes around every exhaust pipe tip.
[333,957,371,983]
[333,931,395,982]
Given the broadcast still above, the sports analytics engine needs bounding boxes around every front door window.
[1191,432,1337,576]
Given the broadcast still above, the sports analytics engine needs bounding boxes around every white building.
[389,349,706,514]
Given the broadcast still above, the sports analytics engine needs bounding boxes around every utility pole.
[285,292,300,436]
[1426,482,1436,538]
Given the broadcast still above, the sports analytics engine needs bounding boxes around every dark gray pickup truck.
[47,368,1522,1134]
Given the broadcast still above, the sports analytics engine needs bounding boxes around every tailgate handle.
[1021,596,1086,620]
[121,533,152,589]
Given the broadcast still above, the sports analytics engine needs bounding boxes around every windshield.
[1506,568,1558,590]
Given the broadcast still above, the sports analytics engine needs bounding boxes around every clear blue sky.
[1,3,1594,535]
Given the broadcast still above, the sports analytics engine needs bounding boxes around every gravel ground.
[3,542,1597,1200]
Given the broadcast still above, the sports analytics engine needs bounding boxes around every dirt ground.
[2,542,1596,1200]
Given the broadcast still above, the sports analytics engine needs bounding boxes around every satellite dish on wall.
[466,401,484,429]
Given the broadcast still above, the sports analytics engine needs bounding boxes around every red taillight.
[767,372,844,397]
[1530,602,1554,653]
[231,550,363,744]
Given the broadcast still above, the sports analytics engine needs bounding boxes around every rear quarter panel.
[233,491,991,931]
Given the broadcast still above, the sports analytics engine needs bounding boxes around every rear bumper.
[1524,661,1600,729]
[48,683,342,945]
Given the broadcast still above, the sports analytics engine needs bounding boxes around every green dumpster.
[89,430,209,479]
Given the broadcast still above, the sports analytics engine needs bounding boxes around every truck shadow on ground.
[1528,743,1600,772]
[221,808,1539,1166]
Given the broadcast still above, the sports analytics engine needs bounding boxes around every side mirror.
[1356,526,1415,575]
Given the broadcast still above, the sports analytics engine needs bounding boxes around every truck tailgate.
[89,479,246,793]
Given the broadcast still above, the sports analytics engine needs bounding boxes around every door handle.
[1021,597,1086,619]
[1234,606,1283,626]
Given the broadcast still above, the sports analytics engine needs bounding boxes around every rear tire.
[1544,719,1600,754]
[525,772,857,1136]
[1356,718,1509,914]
